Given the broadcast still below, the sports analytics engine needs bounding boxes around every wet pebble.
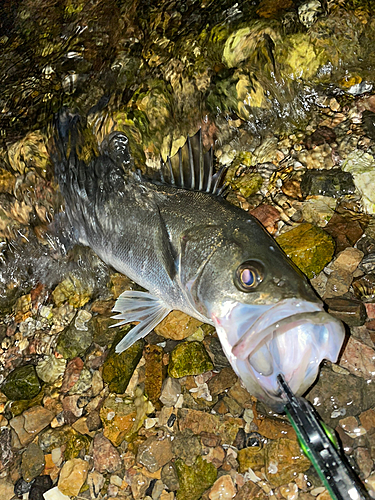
[300,169,354,198]
[340,336,375,379]
[100,394,138,446]
[175,455,217,500]
[324,213,364,253]
[137,433,174,472]
[325,297,366,326]
[21,442,45,482]
[172,429,202,466]
[2,364,41,401]
[56,314,93,359]
[276,222,335,278]
[207,367,238,397]
[155,310,203,340]
[93,433,122,473]
[209,475,236,500]
[42,486,70,500]
[161,462,180,491]
[144,344,164,408]
[159,377,182,406]
[102,328,144,393]
[168,341,213,378]
[0,478,16,500]
[58,458,89,497]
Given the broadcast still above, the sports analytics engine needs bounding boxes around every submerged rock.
[102,326,144,393]
[168,341,213,378]
[144,344,165,408]
[175,455,217,500]
[2,365,41,401]
[276,222,335,278]
[155,310,203,341]
[21,442,45,482]
[58,458,89,497]
[300,169,355,198]
[264,438,310,487]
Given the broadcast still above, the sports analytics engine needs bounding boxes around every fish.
[52,110,345,411]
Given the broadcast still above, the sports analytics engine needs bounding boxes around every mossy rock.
[102,326,144,394]
[276,222,335,278]
[175,455,217,500]
[2,365,41,401]
[168,341,213,378]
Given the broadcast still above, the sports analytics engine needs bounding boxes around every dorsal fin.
[159,129,227,196]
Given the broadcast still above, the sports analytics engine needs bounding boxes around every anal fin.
[112,291,172,353]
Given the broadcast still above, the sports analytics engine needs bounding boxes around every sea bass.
[52,111,345,411]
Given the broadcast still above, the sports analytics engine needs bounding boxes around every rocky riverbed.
[2,1,375,500]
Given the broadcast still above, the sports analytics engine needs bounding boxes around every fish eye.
[235,261,264,292]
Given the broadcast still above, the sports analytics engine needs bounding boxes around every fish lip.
[231,298,323,360]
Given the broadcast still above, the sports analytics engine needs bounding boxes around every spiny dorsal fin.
[160,129,227,196]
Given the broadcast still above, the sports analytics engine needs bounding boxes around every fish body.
[53,111,345,410]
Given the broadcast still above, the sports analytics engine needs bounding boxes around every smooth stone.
[161,463,180,491]
[276,222,335,278]
[102,326,144,393]
[137,433,174,473]
[21,442,45,482]
[155,310,203,341]
[340,336,375,380]
[160,377,182,406]
[56,315,93,359]
[354,447,373,478]
[325,297,366,326]
[0,478,16,500]
[130,471,151,500]
[342,150,375,214]
[264,438,310,487]
[2,365,41,401]
[203,336,231,369]
[306,366,375,427]
[52,275,93,308]
[330,247,364,273]
[93,433,122,473]
[64,433,91,461]
[209,475,236,500]
[323,269,353,298]
[175,455,217,500]
[324,213,364,254]
[237,447,265,473]
[207,367,238,397]
[58,458,89,497]
[168,341,213,378]
[23,405,54,435]
[359,409,375,431]
[300,169,355,198]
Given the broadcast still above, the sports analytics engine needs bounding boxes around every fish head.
[180,217,345,411]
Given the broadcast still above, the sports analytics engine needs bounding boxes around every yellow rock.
[155,311,203,341]
[58,458,89,497]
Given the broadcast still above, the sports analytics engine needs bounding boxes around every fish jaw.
[212,298,345,411]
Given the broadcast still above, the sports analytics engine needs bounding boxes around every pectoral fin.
[112,291,171,353]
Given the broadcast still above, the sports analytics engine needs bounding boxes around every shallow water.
[1,1,375,499]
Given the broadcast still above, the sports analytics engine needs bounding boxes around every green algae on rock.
[276,222,335,278]
[2,365,41,401]
[65,433,91,461]
[231,172,263,198]
[168,341,213,378]
[175,455,217,500]
[56,316,93,360]
[102,326,144,394]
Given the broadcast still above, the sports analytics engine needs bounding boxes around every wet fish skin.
[52,111,345,410]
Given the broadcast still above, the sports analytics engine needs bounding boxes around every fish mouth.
[213,298,345,411]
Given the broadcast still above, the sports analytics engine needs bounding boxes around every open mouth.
[213,298,345,408]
